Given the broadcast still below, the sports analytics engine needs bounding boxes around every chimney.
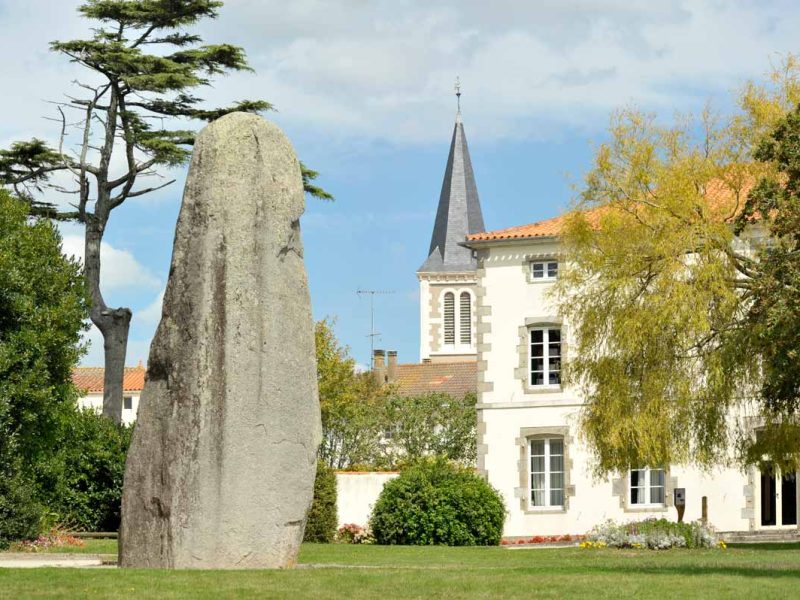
[387,351,398,383]
[372,349,386,385]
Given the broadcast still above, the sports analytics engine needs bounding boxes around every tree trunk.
[85,220,132,424]
[98,308,132,424]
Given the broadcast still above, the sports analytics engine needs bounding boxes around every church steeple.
[418,84,485,274]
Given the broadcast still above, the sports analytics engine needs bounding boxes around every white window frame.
[123,396,133,411]
[529,437,565,509]
[629,467,666,507]
[529,327,562,388]
[530,260,558,281]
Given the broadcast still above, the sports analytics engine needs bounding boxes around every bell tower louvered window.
[443,292,455,344]
[460,292,471,344]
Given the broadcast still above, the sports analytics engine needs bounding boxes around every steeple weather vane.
[455,76,462,113]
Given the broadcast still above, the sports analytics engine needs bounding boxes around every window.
[459,292,471,345]
[629,468,666,506]
[442,290,473,348]
[531,260,558,280]
[530,437,564,508]
[443,292,455,344]
[530,328,561,386]
[123,396,133,410]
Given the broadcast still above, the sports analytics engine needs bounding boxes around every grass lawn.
[1,542,799,599]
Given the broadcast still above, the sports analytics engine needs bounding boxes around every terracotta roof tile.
[467,178,755,243]
[72,366,146,393]
[391,362,477,398]
[466,208,604,242]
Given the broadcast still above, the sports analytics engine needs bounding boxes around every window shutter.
[460,292,471,344]
[443,292,455,344]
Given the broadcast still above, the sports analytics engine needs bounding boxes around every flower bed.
[335,523,374,544]
[582,518,724,550]
[500,534,585,545]
[9,527,85,552]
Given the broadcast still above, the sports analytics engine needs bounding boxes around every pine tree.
[0,1,330,422]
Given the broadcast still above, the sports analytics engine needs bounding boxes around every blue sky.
[1,0,799,368]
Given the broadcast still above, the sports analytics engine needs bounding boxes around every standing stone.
[119,112,321,569]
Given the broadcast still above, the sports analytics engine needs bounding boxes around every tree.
[315,319,388,469]
[36,409,132,532]
[303,463,337,543]
[380,392,477,467]
[555,56,800,475]
[315,321,477,470]
[0,0,331,423]
[734,104,800,469]
[0,189,88,543]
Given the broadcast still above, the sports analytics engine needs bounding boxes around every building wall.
[418,272,478,362]
[476,239,756,537]
[335,471,399,527]
[482,404,751,536]
[77,392,140,426]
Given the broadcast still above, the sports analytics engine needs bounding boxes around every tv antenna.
[357,289,395,364]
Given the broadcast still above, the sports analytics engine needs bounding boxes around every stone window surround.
[611,468,677,513]
[436,286,476,353]
[515,317,566,395]
[423,275,477,355]
[522,252,562,284]
[514,426,576,514]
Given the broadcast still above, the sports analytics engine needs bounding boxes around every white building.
[418,110,798,538]
[73,365,145,426]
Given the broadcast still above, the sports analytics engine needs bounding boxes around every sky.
[1,0,799,369]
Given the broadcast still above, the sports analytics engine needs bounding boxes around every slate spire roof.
[418,111,485,273]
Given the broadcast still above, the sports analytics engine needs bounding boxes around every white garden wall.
[335,471,398,528]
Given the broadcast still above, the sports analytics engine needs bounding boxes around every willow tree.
[0,0,330,423]
[555,57,800,475]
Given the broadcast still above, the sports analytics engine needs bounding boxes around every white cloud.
[1,0,799,146]
[79,324,153,367]
[61,235,161,292]
[79,324,103,367]
[200,0,800,142]
[136,289,165,327]
[353,363,369,374]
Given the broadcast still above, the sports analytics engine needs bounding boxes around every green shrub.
[0,460,44,550]
[370,458,506,546]
[303,462,338,543]
[37,409,132,532]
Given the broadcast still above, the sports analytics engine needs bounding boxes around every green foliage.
[316,319,390,469]
[555,56,800,475]
[0,189,87,544]
[36,410,132,532]
[303,463,338,543]
[381,393,477,467]
[0,189,88,464]
[1,0,329,211]
[0,458,44,550]
[315,320,476,470]
[370,459,505,546]
[731,104,800,469]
